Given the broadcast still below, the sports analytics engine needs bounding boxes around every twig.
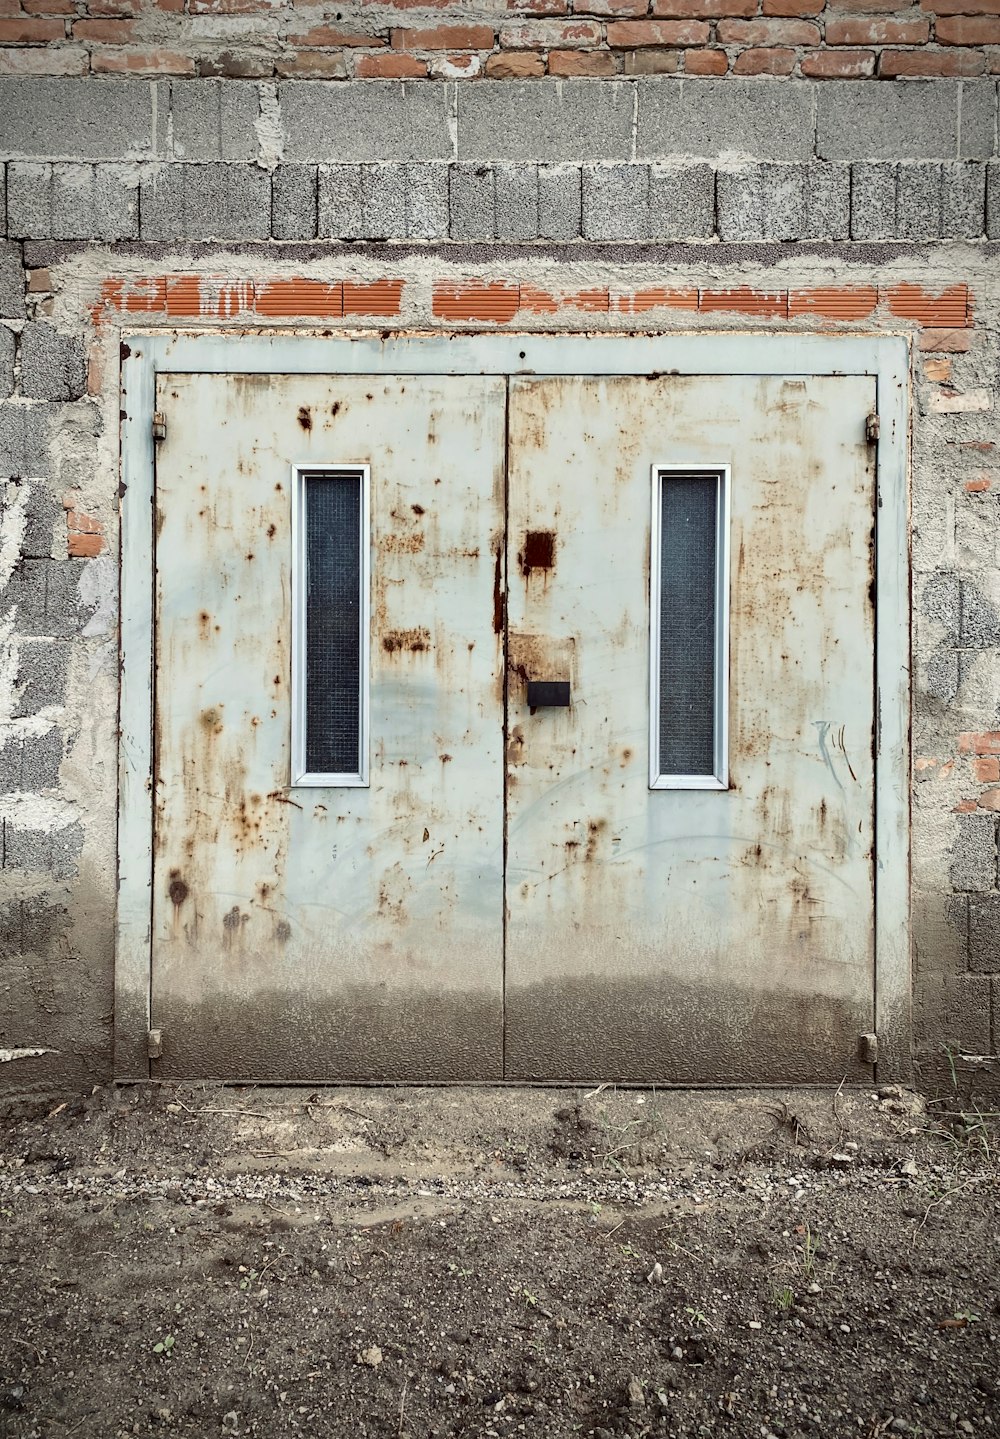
[914,1177,982,1238]
[243,1325,254,1369]
[398,1378,408,1438]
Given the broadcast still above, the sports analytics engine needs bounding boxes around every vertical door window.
[292,465,370,786]
[650,465,730,790]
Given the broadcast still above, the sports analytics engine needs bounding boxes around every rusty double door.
[151,370,877,1083]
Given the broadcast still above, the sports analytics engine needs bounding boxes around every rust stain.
[168,871,189,907]
[519,530,555,577]
[411,503,425,516]
[275,919,292,943]
[381,531,425,554]
[297,405,312,431]
[383,627,431,655]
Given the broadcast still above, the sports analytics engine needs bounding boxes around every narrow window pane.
[659,472,719,776]
[305,472,362,775]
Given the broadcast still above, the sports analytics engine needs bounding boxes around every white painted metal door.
[151,368,877,1083]
[152,374,506,1079]
[504,375,877,1082]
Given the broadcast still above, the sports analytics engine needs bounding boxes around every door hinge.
[858,1032,878,1066]
[152,412,167,442]
[865,412,880,444]
[147,1028,163,1060]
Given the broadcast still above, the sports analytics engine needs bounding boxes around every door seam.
[501,377,511,1081]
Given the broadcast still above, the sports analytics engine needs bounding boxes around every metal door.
[151,374,506,1079]
[151,368,877,1083]
[503,375,877,1083]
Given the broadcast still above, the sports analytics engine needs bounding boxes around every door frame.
[117,332,910,1082]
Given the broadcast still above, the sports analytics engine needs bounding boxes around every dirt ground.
[0,1081,998,1439]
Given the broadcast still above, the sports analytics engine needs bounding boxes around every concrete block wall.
[1,68,999,1095]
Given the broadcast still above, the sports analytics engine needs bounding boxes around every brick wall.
[1,0,999,81]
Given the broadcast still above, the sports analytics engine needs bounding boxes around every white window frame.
[290,462,370,788]
[649,463,731,792]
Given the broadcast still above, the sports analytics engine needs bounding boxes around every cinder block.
[20,323,86,403]
[0,242,22,320]
[461,81,634,163]
[272,164,317,240]
[494,164,538,242]
[317,165,363,239]
[969,895,1000,973]
[913,888,968,979]
[0,401,52,475]
[2,819,82,879]
[0,78,164,160]
[920,570,961,643]
[817,80,964,162]
[362,163,407,240]
[140,164,271,242]
[12,639,70,716]
[10,479,60,557]
[282,81,454,163]
[0,728,62,793]
[0,325,12,401]
[170,79,259,162]
[960,577,1000,648]
[942,163,985,239]
[719,164,805,241]
[932,974,992,1052]
[405,164,449,240]
[896,163,941,240]
[538,164,581,241]
[450,164,495,242]
[987,162,1000,241]
[957,79,996,161]
[0,162,6,239]
[923,646,959,705]
[850,162,896,241]
[7,164,50,239]
[717,168,763,242]
[58,164,139,241]
[804,164,850,239]
[582,164,649,242]
[638,79,814,163]
[0,557,86,637]
[648,163,714,240]
[0,896,67,959]
[950,811,998,892]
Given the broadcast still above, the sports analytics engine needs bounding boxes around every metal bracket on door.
[527,680,571,708]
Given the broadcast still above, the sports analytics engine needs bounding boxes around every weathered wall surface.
[1,67,999,1094]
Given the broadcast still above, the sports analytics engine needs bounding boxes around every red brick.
[574,0,648,14]
[548,46,619,69]
[762,0,824,12]
[0,45,88,70]
[801,47,876,73]
[974,756,1000,782]
[789,286,878,319]
[0,0,21,14]
[21,0,76,14]
[826,15,930,40]
[718,16,821,40]
[0,17,64,39]
[613,287,699,313]
[885,283,970,326]
[165,276,255,319]
[355,52,428,74]
[918,328,972,353]
[87,0,137,14]
[652,0,755,13]
[392,22,495,46]
[343,279,404,316]
[189,0,281,11]
[700,288,789,317]
[499,18,602,43]
[959,732,1000,755]
[433,283,520,323]
[288,24,386,45]
[73,17,137,39]
[278,52,348,76]
[484,49,546,72]
[683,44,728,66]
[965,474,993,491]
[734,45,796,69]
[880,45,986,70]
[91,49,196,72]
[827,0,909,10]
[937,13,1000,38]
[510,0,569,13]
[922,0,1000,11]
[607,17,710,42]
[924,356,953,382]
[623,46,682,65]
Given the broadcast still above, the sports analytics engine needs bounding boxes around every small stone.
[748,1320,762,1330]
[671,1346,684,1360]
[960,1423,975,1435]
[830,1153,855,1168]
[646,1262,663,1285]
[899,1157,919,1177]
[359,1346,382,1368]
[807,1282,821,1294]
[627,1375,645,1410]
